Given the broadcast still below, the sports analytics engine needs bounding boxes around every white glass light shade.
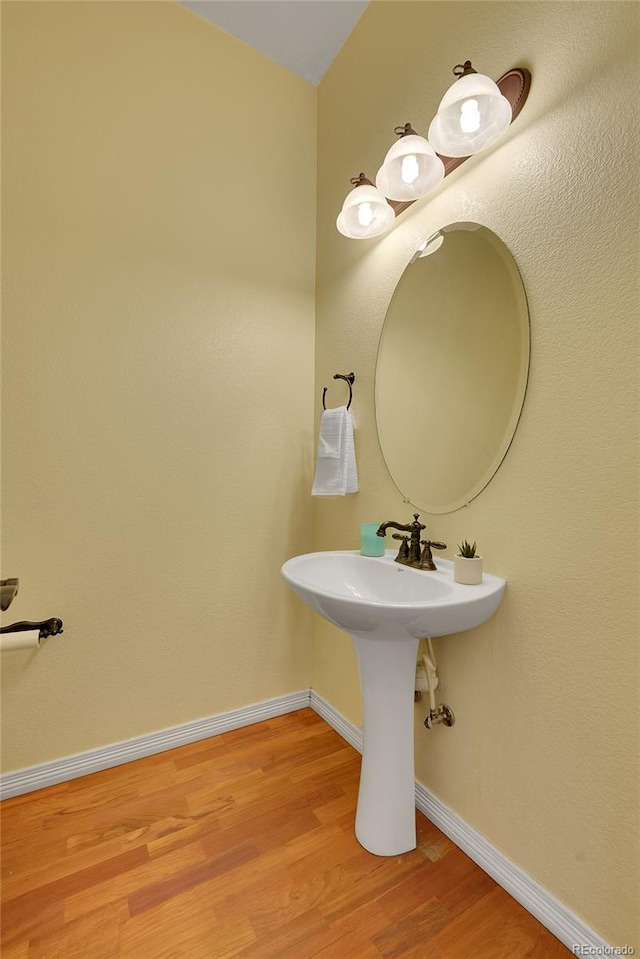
[336,183,395,239]
[428,72,512,158]
[375,134,445,201]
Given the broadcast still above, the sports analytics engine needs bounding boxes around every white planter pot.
[454,554,483,585]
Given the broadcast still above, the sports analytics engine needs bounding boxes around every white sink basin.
[282,549,506,857]
[281,550,505,638]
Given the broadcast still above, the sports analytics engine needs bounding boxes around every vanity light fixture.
[375,123,445,202]
[336,62,530,239]
[336,173,395,239]
[428,61,513,158]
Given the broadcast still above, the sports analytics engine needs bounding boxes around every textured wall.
[2,0,638,948]
[1,2,316,768]
[315,1,638,948]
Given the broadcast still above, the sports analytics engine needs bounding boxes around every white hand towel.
[311,406,358,496]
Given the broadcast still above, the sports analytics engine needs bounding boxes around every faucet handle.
[391,533,410,563]
[418,540,447,571]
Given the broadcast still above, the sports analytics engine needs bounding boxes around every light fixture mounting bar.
[388,66,531,217]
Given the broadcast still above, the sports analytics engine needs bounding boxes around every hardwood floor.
[1,709,571,958]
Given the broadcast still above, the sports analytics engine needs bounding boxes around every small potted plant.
[454,540,483,585]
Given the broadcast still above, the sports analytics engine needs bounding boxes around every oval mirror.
[375,223,530,514]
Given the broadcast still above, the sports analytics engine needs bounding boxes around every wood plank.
[27,899,129,959]
[127,840,260,918]
[1,939,30,959]
[0,709,571,958]
[419,884,559,959]
[1,898,65,952]
[2,846,149,920]
[232,907,330,959]
[373,897,452,957]
[63,840,208,924]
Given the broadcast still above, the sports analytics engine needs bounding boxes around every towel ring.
[322,372,355,411]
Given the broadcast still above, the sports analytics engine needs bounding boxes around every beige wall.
[2,0,638,950]
[315,0,638,949]
[1,2,316,766]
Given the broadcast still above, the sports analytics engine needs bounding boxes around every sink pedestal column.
[352,629,419,856]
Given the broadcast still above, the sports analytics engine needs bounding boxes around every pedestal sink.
[281,550,505,856]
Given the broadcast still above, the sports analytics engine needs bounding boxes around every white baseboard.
[310,689,612,956]
[414,780,611,954]
[0,689,310,800]
[309,688,363,753]
[1,685,612,953]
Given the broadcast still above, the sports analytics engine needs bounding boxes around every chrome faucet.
[376,513,446,571]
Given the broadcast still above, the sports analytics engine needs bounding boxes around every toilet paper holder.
[1,578,19,611]
[0,618,64,639]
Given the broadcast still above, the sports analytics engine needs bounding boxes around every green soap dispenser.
[360,523,385,557]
